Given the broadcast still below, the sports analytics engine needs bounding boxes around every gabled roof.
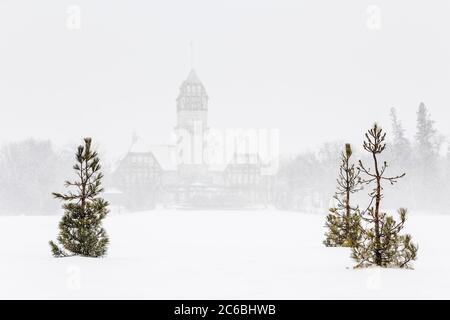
[129,138,177,171]
[112,138,178,173]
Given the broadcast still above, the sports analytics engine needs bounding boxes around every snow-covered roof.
[112,141,277,175]
[111,138,178,173]
[129,138,177,171]
[149,145,177,171]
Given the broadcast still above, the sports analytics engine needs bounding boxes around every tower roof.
[177,69,208,110]
[186,69,202,84]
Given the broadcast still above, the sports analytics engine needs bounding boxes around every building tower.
[175,69,209,181]
[176,69,208,133]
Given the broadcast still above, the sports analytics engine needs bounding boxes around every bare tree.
[352,124,417,268]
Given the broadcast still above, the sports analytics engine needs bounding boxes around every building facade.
[111,70,274,210]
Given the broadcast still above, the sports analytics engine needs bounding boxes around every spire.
[185,41,201,83]
[190,40,194,70]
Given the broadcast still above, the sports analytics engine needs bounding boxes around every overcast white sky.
[0,0,449,162]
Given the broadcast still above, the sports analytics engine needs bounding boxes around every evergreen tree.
[324,144,362,247]
[415,102,437,154]
[0,139,68,215]
[387,108,413,208]
[390,108,411,159]
[352,124,418,268]
[49,138,109,258]
[414,102,442,209]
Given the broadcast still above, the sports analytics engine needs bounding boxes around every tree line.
[0,102,447,215]
[0,140,112,215]
[274,102,449,213]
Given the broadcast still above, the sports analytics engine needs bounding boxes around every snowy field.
[0,210,449,299]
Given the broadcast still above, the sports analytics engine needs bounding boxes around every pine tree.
[415,103,437,154]
[352,124,418,268]
[390,108,411,159]
[324,144,362,247]
[414,103,443,209]
[49,138,109,258]
[388,108,413,208]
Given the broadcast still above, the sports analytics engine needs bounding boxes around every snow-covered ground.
[0,210,448,299]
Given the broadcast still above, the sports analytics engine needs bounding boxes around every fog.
[0,0,449,214]
[1,1,449,156]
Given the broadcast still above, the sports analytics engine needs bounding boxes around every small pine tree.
[49,138,109,258]
[352,124,418,268]
[324,144,362,247]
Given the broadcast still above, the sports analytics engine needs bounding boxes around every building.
[111,70,275,210]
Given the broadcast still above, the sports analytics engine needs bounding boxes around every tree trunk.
[372,152,382,266]
[345,158,351,232]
